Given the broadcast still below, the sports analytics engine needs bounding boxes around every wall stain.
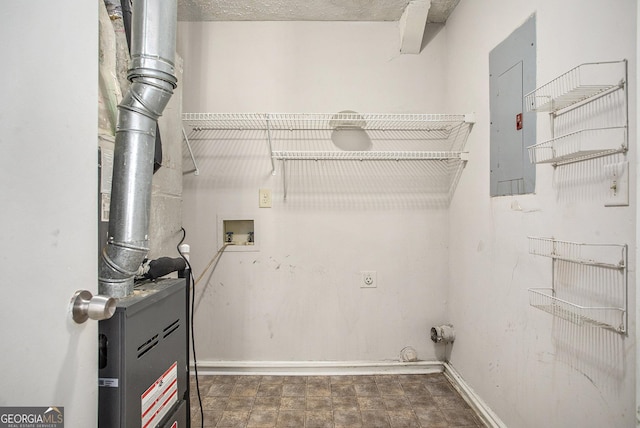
[267,319,274,339]
[51,229,60,247]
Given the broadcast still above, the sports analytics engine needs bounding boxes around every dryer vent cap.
[430,324,455,344]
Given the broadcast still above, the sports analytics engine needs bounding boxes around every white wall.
[177,21,454,362]
[445,1,636,427]
[178,21,447,113]
[0,2,99,427]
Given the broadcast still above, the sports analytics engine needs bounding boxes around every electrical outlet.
[259,188,272,208]
[361,271,376,288]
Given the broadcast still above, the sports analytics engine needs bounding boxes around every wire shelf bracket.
[181,126,200,176]
[265,114,276,175]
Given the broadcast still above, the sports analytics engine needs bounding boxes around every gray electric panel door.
[490,15,536,196]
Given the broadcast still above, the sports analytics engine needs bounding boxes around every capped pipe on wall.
[99,0,178,298]
[431,324,455,344]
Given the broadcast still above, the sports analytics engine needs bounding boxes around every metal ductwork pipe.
[99,0,178,298]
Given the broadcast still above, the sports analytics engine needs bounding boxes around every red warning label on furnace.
[141,361,178,428]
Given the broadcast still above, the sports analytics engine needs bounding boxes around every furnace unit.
[98,277,190,427]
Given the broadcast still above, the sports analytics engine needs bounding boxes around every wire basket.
[524,61,625,113]
[527,127,626,165]
[528,288,625,333]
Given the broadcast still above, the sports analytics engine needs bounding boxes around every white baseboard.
[191,360,506,427]
[192,360,443,376]
[443,362,507,428]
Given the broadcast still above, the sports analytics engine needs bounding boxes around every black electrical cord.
[177,227,204,428]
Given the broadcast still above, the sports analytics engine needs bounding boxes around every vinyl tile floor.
[189,373,485,427]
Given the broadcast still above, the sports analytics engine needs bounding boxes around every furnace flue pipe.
[99,0,177,298]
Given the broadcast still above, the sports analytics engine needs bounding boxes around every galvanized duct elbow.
[99,0,178,298]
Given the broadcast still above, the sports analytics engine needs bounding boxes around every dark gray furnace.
[98,278,189,427]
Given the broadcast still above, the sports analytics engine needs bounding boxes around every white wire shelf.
[527,127,627,165]
[528,237,626,269]
[182,112,474,203]
[524,60,626,113]
[271,150,465,161]
[182,112,475,131]
[528,288,626,333]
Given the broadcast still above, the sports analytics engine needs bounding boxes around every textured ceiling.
[178,0,459,22]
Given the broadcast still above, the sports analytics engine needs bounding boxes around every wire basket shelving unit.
[527,237,628,334]
[524,60,627,168]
